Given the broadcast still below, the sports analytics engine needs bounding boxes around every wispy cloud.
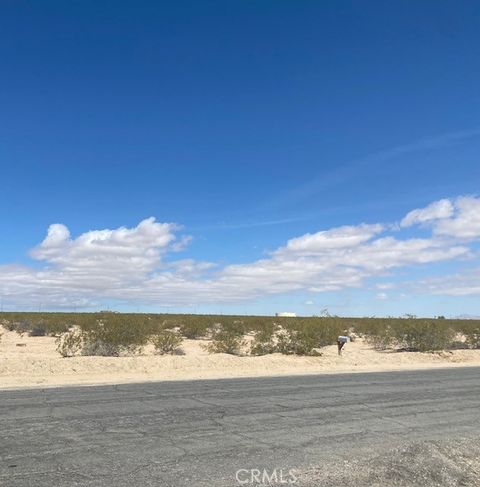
[417,268,480,296]
[269,127,480,208]
[214,216,310,230]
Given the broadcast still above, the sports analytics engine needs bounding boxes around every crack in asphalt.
[2,368,480,486]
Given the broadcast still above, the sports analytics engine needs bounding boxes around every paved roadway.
[1,367,480,486]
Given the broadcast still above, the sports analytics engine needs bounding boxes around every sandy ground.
[299,438,480,486]
[2,326,480,389]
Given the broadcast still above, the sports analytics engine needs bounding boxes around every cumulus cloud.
[400,196,480,239]
[433,196,480,239]
[30,217,178,271]
[1,196,480,308]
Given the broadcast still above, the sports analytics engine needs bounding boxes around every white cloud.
[376,283,395,290]
[433,196,480,239]
[400,199,454,227]
[30,217,178,272]
[400,196,480,239]
[418,268,480,296]
[280,224,384,254]
[376,292,388,300]
[1,196,480,308]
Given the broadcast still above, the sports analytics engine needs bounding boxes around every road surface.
[1,367,480,486]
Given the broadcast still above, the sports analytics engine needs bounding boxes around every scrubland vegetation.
[1,312,480,359]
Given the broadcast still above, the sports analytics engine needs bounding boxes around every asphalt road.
[1,367,480,486]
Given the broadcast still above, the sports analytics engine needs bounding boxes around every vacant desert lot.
[2,326,480,389]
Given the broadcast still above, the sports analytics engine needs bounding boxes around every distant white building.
[275,312,297,317]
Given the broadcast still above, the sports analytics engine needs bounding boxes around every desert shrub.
[243,316,275,335]
[5,312,475,356]
[81,338,121,357]
[151,330,183,355]
[56,329,84,357]
[180,319,209,339]
[79,316,149,356]
[310,318,345,347]
[294,330,324,356]
[466,333,480,349]
[29,323,47,337]
[11,320,32,334]
[250,329,277,356]
[364,324,394,350]
[205,328,246,355]
[274,328,322,356]
[5,322,16,332]
[390,320,454,352]
[250,320,340,356]
[460,321,480,348]
[43,319,71,336]
[274,328,296,354]
[220,318,248,336]
[272,318,344,356]
[366,332,393,350]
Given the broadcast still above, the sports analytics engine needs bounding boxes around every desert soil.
[2,326,480,389]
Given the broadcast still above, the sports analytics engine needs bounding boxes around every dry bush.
[56,329,83,357]
[81,339,122,357]
[457,322,480,349]
[204,328,246,355]
[29,323,47,337]
[364,326,394,350]
[151,330,183,355]
[466,332,480,349]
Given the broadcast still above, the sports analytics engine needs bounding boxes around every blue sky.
[1,1,479,317]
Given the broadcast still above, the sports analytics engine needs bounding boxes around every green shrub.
[250,324,330,356]
[205,329,246,355]
[274,328,322,356]
[250,329,277,356]
[151,330,183,355]
[390,320,454,352]
[364,325,394,350]
[4,312,475,356]
[80,316,149,356]
[180,320,209,339]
